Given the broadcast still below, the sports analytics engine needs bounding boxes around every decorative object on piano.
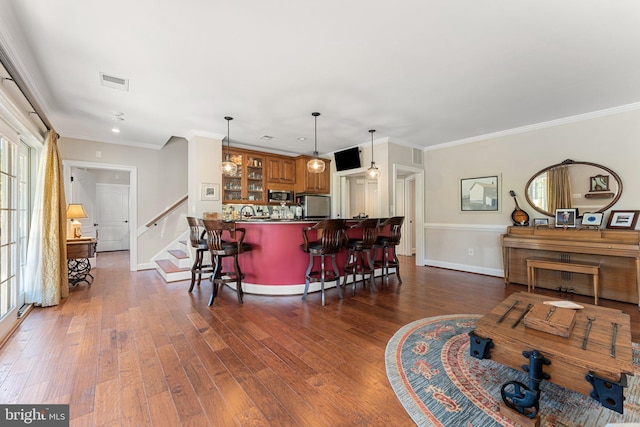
[460,175,500,212]
[525,159,622,217]
[555,208,577,228]
[66,203,88,239]
[509,190,529,226]
[581,212,603,227]
[533,218,549,227]
[606,210,640,230]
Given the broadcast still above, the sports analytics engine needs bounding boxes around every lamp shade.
[66,204,88,219]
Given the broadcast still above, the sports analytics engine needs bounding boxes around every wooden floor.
[0,252,638,426]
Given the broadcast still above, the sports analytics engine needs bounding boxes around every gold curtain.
[25,130,68,306]
[547,165,572,212]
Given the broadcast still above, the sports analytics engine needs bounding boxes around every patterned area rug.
[385,314,640,426]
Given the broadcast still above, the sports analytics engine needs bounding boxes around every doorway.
[63,160,138,271]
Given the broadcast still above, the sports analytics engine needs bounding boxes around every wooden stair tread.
[168,249,188,259]
[156,259,190,273]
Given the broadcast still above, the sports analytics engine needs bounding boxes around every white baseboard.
[424,259,502,278]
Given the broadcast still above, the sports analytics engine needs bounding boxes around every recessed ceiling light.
[112,128,120,133]
[297,137,306,141]
[260,135,274,141]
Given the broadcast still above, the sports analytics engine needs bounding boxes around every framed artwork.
[590,175,609,192]
[555,208,577,228]
[200,183,220,201]
[606,210,640,230]
[460,175,500,212]
[581,212,603,227]
[533,218,549,226]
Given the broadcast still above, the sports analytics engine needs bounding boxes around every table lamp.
[66,204,88,239]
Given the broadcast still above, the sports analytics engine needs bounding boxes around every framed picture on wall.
[460,175,500,212]
[606,210,640,229]
[555,208,577,228]
[200,183,220,201]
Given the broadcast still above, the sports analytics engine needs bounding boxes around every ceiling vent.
[99,72,129,91]
[412,147,423,166]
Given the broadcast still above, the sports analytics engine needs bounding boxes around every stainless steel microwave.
[268,190,295,203]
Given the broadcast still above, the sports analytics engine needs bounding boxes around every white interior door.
[96,184,130,251]
[70,168,97,238]
[405,176,416,255]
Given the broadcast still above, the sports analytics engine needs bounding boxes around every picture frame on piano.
[606,210,640,230]
[555,208,577,228]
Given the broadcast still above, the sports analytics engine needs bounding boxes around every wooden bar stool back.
[343,218,380,295]
[300,219,347,306]
[373,216,404,286]
[186,217,213,292]
[202,219,252,306]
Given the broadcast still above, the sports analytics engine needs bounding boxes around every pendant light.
[366,129,380,180]
[221,116,237,176]
[307,112,325,173]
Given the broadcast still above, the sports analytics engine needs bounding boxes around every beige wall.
[424,107,640,276]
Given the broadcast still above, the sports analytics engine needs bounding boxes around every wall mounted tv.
[334,147,361,171]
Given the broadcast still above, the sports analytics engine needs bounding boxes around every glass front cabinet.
[222,148,265,203]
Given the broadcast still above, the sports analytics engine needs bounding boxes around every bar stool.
[342,218,379,295]
[372,216,404,286]
[186,217,213,292]
[202,219,252,306]
[300,219,347,306]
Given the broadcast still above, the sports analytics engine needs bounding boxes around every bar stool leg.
[365,249,377,293]
[234,254,244,304]
[209,256,222,306]
[320,254,326,307]
[302,255,314,301]
[332,254,343,301]
[392,246,402,284]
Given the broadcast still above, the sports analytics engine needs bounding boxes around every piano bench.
[526,258,600,305]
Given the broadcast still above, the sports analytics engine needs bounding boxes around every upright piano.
[502,226,640,308]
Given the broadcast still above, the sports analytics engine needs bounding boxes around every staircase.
[154,239,192,282]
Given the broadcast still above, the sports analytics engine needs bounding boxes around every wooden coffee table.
[471,292,634,418]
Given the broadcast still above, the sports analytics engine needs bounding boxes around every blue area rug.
[385,314,640,426]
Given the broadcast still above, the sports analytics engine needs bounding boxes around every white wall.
[58,136,188,264]
[424,107,640,276]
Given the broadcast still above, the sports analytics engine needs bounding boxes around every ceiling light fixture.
[112,128,120,133]
[221,116,238,176]
[307,112,325,174]
[366,129,380,180]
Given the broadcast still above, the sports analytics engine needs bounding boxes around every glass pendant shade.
[367,129,379,180]
[367,163,380,180]
[307,112,325,173]
[307,156,325,173]
[222,116,237,176]
[221,157,237,175]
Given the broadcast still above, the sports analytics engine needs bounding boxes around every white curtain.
[24,130,68,306]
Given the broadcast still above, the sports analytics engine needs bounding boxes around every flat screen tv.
[334,147,361,171]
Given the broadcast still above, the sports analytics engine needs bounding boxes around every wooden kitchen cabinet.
[294,156,331,194]
[222,148,266,203]
[266,155,296,189]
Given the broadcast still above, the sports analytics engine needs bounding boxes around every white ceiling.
[1,0,640,155]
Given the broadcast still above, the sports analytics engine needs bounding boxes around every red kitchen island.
[213,219,391,296]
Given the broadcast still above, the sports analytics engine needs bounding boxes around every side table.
[67,238,97,286]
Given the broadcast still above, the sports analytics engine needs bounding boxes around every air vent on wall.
[412,147,423,166]
[99,72,129,91]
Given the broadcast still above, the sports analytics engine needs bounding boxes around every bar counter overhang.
[210,218,393,296]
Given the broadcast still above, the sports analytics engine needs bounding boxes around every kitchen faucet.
[240,205,255,218]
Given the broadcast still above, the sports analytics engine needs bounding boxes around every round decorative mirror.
[525,159,622,217]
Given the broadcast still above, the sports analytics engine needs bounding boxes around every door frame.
[63,160,138,271]
[392,164,424,266]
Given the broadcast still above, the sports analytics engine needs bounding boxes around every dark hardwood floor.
[0,252,638,426]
